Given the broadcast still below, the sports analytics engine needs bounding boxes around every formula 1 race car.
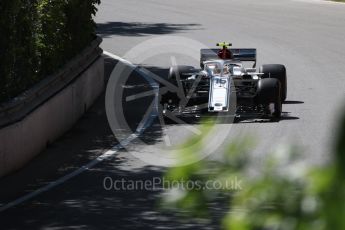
[160,42,287,120]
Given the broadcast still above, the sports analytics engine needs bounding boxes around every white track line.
[0,51,158,212]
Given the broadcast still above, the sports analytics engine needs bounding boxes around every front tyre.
[160,65,193,112]
[256,78,282,120]
[260,64,287,101]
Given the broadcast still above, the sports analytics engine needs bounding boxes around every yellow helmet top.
[216,42,232,48]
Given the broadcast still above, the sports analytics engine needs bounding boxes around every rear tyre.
[260,64,287,101]
[256,78,282,120]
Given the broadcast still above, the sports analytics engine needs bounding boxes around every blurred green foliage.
[0,0,101,103]
[162,112,345,230]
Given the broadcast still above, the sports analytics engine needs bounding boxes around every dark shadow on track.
[232,111,300,123]
[97,21,201,37]
[280,116,300,121]
[283,100,304,104]
[0,162,226,229]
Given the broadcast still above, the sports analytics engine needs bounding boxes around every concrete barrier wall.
[0,56,104,178]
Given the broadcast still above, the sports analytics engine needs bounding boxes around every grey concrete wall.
[0,56,104,178]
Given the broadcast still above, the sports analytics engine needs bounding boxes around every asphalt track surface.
[1,0,345,229]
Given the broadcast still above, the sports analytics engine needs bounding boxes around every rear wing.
[200,48,257,67]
